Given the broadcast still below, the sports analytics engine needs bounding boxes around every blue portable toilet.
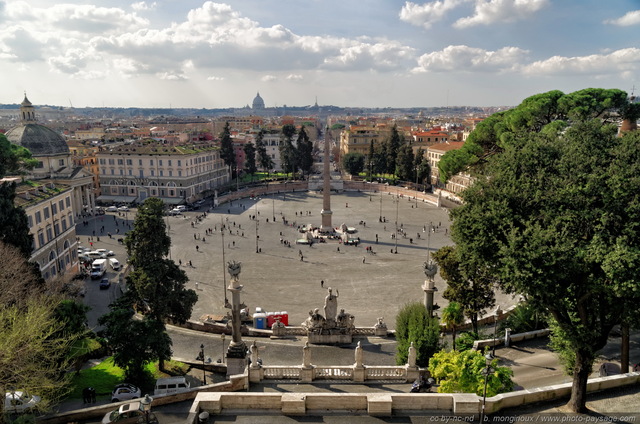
[253,312,267,329]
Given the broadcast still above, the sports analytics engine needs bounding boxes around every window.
[150,159,154,166]
[126,159,132,165]
[28,215,33,227]
[118,159,123,165]
[102,169,106,175]
[120,169,124,175]
[59,200,64,211]
[66,197,70,207]
[51,203,57,215]
[128,169,132,176]
[44,207,50,219]
[139,170,144,178]
[160,170,163,176]
[38,231,45,247]
[46,226,53,241]
[169,171,172,177]
[178,171,182,177]
[68,214,74,227]
[59,159,65,166]
[54,222,60,235]
[139,159,142,165]
[111,169,115,175]
[168,160,172,166]
[150,169,155,176]
[99,158,106,165]
[178,160,181,166]
[62,218,67,232]
[35,211,42,224]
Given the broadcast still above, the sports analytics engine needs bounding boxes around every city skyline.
[1,0,638,109]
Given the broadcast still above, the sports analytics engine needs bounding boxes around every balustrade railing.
[314,367,354,379]
[262,366,301,379]
[365,366,406,380]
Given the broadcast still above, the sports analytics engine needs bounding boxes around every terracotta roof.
[428,142,465,153]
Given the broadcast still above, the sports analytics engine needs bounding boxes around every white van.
[108,258,121,271]
[87,251,106,259]
[154,377,190,395]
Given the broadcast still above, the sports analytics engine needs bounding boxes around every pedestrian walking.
[363,257,366,263]
[189,260,193,267]
[321,280,324,288]
[196,245,199,252]
[179,259,182,266]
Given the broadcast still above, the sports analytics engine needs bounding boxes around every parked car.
[117,206,129,212]
[106,206,118,212]
[99,278,111,290]
[5,391,41,413]
[111,384,141,403]
[102,402,158,424]
[96,248,115,257]
[169,208,182,215]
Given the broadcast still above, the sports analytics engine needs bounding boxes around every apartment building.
[96,142,229,205]
[9,178,79,282]
[427,141,474,193]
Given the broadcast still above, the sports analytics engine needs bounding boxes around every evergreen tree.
[117,197,197,370]
[0,133,38,177]
[395,143,414,181]
[243,141,257,179]
[279,124,298,178]
[219,122,236,178]
[366,140,375,181]
[395,302,441,367]
[431,245,496,334]
[255,130,274,175]
[386,125,403,180]
[296,126,314,178]
[0,182,34,258]
[342,153,365,176]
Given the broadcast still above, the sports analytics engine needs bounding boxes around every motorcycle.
[410,376,435,393]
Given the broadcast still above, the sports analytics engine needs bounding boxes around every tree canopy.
[219,122,235,175]
[0,182,35,259]
[105,197,197,377]
[342,152,365,176]
[438,88,639,182]
[395,302,441,367]
[449,115,640,412]
[0,133,38,178]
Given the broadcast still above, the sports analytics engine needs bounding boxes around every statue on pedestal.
[323,287,339,321]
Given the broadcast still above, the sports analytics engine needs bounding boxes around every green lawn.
[69,358,189,400]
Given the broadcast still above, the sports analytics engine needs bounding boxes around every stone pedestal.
[300,367,314,383]
[282,393,306,415]
[353,366,365,382]
[368,394,392,416]
[308,333,352,344]
[226,356,248,378]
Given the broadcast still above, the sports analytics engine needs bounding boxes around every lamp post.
[394,193,399,254]
[199,344,207,385]
[221,334,226,363]
[415,166,419,208]
[492,306,502,356]
[379,190,383,222]
[140,394,153,424]
[480,353,494,424]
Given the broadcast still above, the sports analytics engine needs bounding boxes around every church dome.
[6,124,69,156]
[5,95,69,157]
[252,92,265,110]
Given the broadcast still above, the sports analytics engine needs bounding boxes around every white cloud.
[323,40,415,71]
[399,0,466,29]
[158,72,187,81]
[454,0,549,28]
[261,75,277,82]
[522,47,640,76]
[48,48,90,74]
[286,74,303,81]
[207,75,225,81]
[413,44,527,72]
[604,10,640,26]
[132,2,157,12]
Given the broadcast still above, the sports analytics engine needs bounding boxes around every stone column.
[225,261,247,378]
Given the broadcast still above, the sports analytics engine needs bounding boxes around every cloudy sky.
[1,0,638,109]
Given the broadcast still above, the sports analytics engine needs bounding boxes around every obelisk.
[320,125,333,233]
